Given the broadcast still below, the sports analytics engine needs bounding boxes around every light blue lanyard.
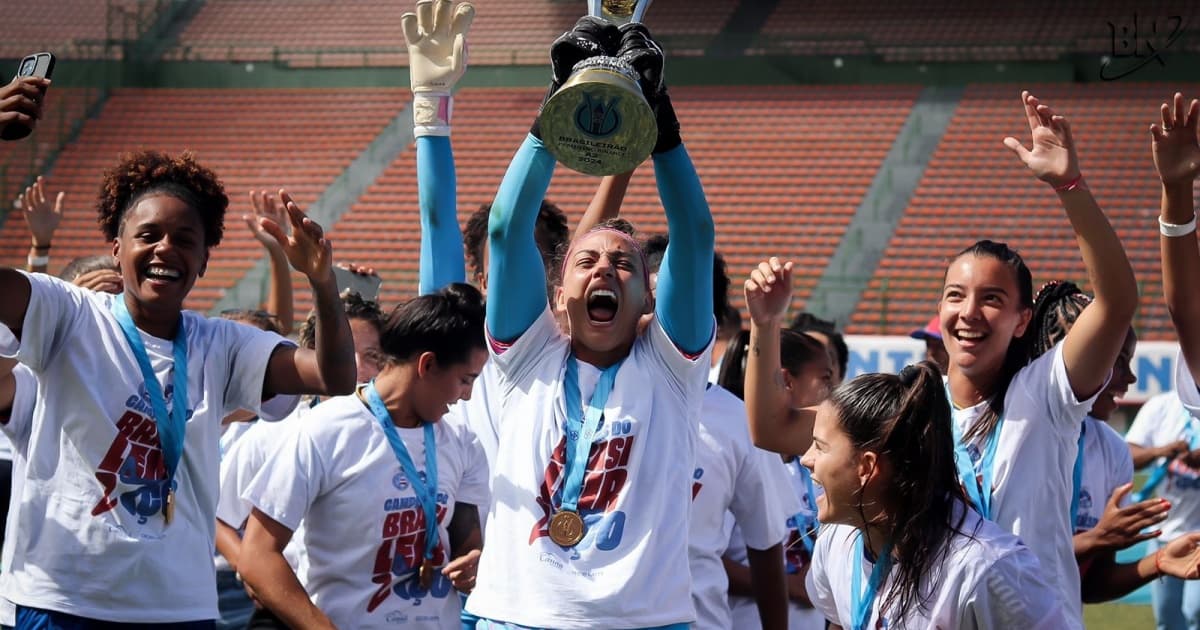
[364,381,440,562]
[850,536,893,630]
[1070,422,1086,527]
[1134,406,1198,502]
[111,296,188,505]
[946,385,1002,520]
[559,355,623,513]
[793,458,819,555]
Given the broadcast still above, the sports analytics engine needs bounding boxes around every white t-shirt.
[244,393,489,630]
[689,384,790,630]
[950,341,1097,628]
[727,456,824,630]
[1126,390,1200,539]
[215,402,317,575]
[1074,416,1134,533]
[466,308,713,628]
[1176,350,1200,418]
[0,272,288,623]
[0,365,37,626]
[806,502,1068,629]
[443,361,500,530]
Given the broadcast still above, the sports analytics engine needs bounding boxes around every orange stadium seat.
[847,82,1198,341]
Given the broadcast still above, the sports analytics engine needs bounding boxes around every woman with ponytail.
[1031,281,1200,607]
[801,361,1064,628]
[237,284,490,629]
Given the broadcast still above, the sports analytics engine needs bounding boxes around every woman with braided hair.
[1032,280,1200,605]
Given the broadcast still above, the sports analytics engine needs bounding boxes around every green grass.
[1084,603,1154,629]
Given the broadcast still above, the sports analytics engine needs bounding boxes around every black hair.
[378,282,485,367]
[641,233,732,327]
[716,328,828,400]
[789,312,848,381]
[59,254,118,282]
[830,361,971,623]
[464,200,569,282]
[947,240,1034,442]
[298,290,384,351]
[1030,280,1091,359]
[97,151,227,247]
[219,309,282,335]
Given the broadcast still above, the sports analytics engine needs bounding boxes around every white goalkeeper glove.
[402,0,475,136]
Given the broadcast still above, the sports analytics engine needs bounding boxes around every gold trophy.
[538,0,656,177]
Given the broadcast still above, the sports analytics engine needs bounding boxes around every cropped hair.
[96,150,227,247]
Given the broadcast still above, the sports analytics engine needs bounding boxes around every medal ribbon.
[559,355,623,514]
[1070,422,1086,528]
[793,459,819,555]
[850,535,893,630]
[111,296,188,516]
[1135,407,1198,502]
[946,384,1002,520]
[364,381,440,562]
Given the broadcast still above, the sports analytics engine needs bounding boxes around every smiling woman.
[0,150,355,627]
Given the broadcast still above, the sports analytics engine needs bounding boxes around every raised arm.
[485,136,556,341]
[260,191,356,397]
[246,190,294,335]
[403,0,474,295]
[1153,93,1200,382]
[20,176,63,275]
[573,171,635,238]
[744,257,814,454]
[618,25,714,353]
[1003,91,1137,400]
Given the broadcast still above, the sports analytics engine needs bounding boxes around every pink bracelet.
[1054,175,1084,192]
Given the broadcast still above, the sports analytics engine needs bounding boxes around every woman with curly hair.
[0,150,356,628]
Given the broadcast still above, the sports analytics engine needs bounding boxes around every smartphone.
[2,52,56,141]
[333,266,383,303]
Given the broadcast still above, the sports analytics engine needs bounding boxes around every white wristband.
[27,254,48,267]
[413,93,452,137]
[1160,214,1197,238]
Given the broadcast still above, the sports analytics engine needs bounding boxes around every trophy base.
[539,60,657,177]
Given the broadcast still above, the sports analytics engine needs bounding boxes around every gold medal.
[548,510,586,547]
[419,558,434,591]
[164,488,175,525]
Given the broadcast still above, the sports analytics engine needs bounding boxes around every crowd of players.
[3,2,1200,629]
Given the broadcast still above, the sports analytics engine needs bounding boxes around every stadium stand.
[167,0,737,67]
[304,84,918,319]
[0,87,406,314]
[0,0,164,60]
[848,82,1200,341]
[0,87,99,207]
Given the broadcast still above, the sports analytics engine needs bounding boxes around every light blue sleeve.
[485,134,557,342]
[653,143,715,355]
[417,136,466,295]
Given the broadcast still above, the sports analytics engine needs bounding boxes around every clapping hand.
[1003,91,1082,189]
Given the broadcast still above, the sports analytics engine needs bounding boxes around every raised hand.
[402,0,474,94]
[551,17,620,86]
[244,190,287,252]
[442,548,480,594]
[1151,93,1200,186]
[1088,483,1169,551]
[616,23,664,101]
[1157,532,1200,579]
[1003,91,1082,189]
[20,176,63,247]
[745,257,794,326]
[258,190,335,284]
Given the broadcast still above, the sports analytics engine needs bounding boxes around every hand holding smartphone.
[1,52,55,141]
[333,264,383,303]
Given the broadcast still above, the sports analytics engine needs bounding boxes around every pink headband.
[559,226,651,287]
